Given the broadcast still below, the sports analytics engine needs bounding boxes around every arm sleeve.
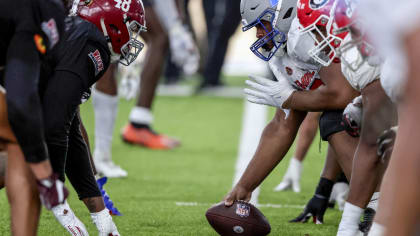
[4,32,49,163]
[152,0,181,31]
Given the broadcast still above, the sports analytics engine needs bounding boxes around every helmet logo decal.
[309,0,330,10]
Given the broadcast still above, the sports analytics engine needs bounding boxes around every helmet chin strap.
[69,0,81,16]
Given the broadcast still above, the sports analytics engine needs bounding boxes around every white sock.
[92,88,118,155]
[90,207,109,219]
[367,192,380,211]
[129,106,153,125]
[368,222,386,236]
[337,202,364,235]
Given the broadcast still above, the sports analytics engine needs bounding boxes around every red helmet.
[332,0,376,71]
[75,0,147,66]
[297,0,348,66]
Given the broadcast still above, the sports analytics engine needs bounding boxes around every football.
[205,201,271,236]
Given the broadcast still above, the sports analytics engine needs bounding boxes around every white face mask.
[287,19,320,65]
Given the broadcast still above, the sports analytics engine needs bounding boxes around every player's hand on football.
[168,22,199,75]
[341,95,363,137]
[377,126,398,162]
[244,75,296,109]
[290,194,329,224]
[36,173,69,210]
[224,185,252,207]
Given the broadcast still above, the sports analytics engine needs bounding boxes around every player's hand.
[290,194,328,224]
[168,22,200,75]
[244,75,296,109]
[377,126,398,162]
[36,173,69,210]
[224,185,252,207]
[341,95,363,137]
[118,61,141,100]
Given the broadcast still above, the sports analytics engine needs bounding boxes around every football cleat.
[96,177,122,216]
[52,201,89,236]
[121,124,180,150]
[91,208,120,236]
[94,150,127,178]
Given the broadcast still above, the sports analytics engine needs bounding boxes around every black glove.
[377,126,398,162]
[290,194,329,224]
[290,177,334,224]
[36,173,69,210]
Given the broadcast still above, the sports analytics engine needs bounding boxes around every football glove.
[168,22,199,75]
[290,194,329,224]
[377,126,398,162]
[342,96,363,137]
[36,173,69,210]
[244,75,295,111]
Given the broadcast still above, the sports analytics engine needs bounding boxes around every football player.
[0,0,68,234]
[224,0,361,226]
[354,0,420,235]
[92,0,198,177]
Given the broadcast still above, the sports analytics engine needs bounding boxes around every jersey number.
[114,0,131,12]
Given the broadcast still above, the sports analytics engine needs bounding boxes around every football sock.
[92,88,118,154]
[338,202,364,235]
[129,106,153,127]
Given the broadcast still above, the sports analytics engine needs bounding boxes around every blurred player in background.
[92,0,199,178]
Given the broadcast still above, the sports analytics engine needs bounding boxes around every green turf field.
[0,92,342,235]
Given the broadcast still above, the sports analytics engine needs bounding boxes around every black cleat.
[359,207,376,235]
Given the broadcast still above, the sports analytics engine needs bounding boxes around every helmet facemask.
[120,19,146,66]
[242,8,287,61]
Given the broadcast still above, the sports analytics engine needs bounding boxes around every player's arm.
[284,63,359,111]
[4,32,50,169]
[224,108,306,205]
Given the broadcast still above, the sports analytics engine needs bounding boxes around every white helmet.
[240,0,297,61]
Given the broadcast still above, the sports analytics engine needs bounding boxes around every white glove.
[342,95,363,137]
[91,208,120,236]
[168,22,200,75]
[244,75,296,109]
[118,61,141,100]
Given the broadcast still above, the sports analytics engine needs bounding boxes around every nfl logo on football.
[235,203,250,218]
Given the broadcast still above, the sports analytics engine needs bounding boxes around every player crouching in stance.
[37,0,147,234]
[224,0,362,226]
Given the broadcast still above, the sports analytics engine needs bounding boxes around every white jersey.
[340,36,381,92]
[268,17,323,91]
[359,0,420,102]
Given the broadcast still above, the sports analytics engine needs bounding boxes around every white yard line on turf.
[175,202,304,209]
[233,101,268,205]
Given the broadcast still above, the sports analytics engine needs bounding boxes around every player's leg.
[275,112,320,192]
[6,143,40,236]
[0,88,40,235]
[93,63,127,178]
[66,114,119,235]
[338,80,397,236]
[122,4,180,150]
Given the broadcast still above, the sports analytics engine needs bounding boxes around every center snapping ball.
[205,200,271,236]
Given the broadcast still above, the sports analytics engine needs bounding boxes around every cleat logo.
[235,203,250,218]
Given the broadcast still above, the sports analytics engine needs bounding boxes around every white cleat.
[52,201,89,236]
[94,150,127,178]
[274,158,302,193]
[91,208,120,236]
